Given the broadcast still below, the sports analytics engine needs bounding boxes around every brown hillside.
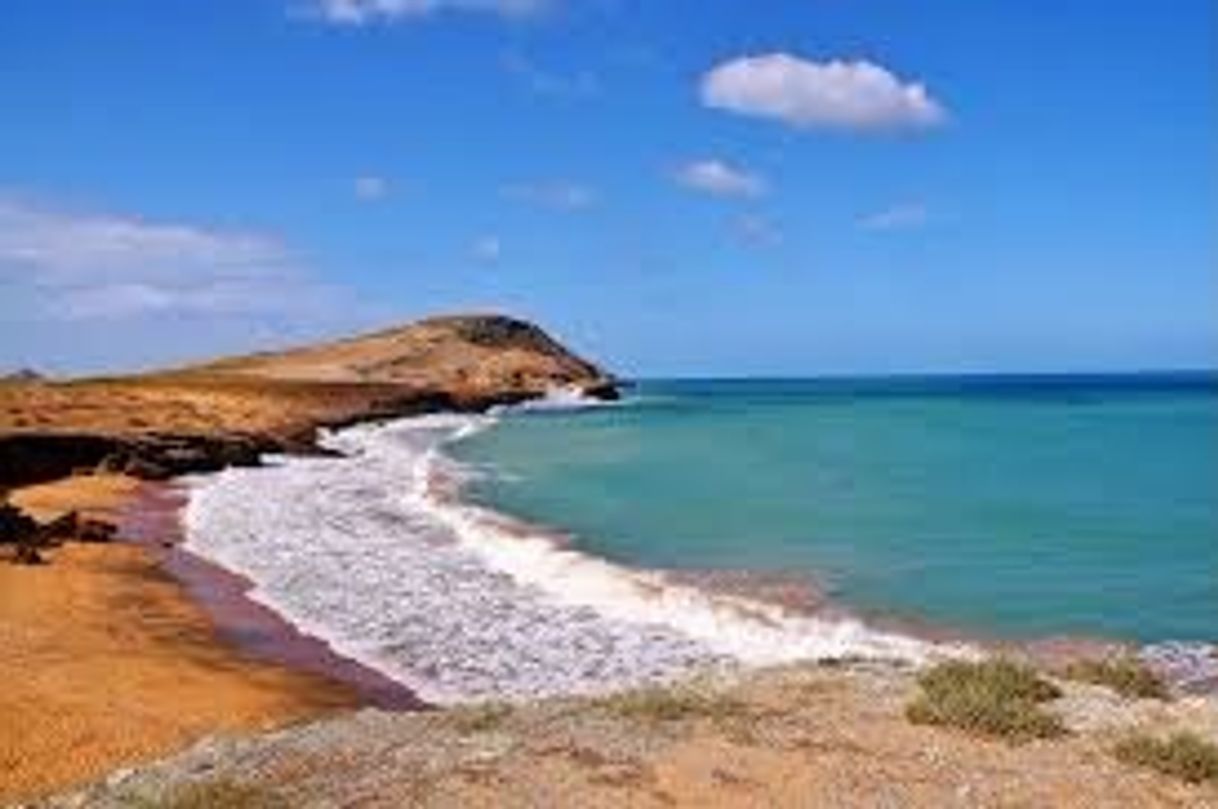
[0,314,615,487]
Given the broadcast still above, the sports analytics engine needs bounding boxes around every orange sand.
[0,475,358,803]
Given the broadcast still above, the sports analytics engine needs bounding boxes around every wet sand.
[0,475,365,803]
[120,480,423,710]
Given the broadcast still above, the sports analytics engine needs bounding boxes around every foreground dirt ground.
[0,476,358,804]
[41,663,1218,808]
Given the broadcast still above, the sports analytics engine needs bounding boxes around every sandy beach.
[0,475,360,803]
[0,315,618,803]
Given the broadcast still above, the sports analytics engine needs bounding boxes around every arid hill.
[0,314,615,487]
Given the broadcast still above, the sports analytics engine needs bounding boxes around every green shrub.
[906,659,1066,742]
[1114,732,1218,785]
[1063,657,1169,700]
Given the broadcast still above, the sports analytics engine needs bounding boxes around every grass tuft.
[450,701,514,735]
[1063,657,1170,700]
[906,659,1067,743]
[126,778,285,809]
[604,687,749,725]
[1114,732,1218,785]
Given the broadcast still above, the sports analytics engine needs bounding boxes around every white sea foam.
[184,413,946,704]
[488,385,617,414]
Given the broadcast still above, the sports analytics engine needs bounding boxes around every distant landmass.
[0,314,616,488]
[1,368,44,383]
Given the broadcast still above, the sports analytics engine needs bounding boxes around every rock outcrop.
[0,432,274,488]
[0,498,117,564]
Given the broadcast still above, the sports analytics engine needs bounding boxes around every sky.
[1,0,1214,377]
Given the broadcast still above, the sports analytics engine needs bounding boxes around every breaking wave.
[183,413,942,704]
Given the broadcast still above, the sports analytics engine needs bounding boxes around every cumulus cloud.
[312,0,549,24]
[859,203,929,231]
[354,175,390,200]
[0,198,338,320]
[701,54,945,132]
[502,181,596,211]
[674,159,766,199]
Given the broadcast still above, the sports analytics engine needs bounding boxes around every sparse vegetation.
[906,659,1067,742]
[450,701,514,734]
[603,686,750,725]
[126,778,286,809]
[1063,657,1169,700]
[1114,732,1218,785]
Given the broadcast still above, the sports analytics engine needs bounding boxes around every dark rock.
[0,502,39,545]
[160,446,212,470]
[96,452,130,474]
[37,510,79,545]
[12,541,44,565]
[0,430,280,490]
[582,380,621,401]
[77,518,117,543]
[123,456,172,480]
[1,501,49,564]
[0,433,125,489]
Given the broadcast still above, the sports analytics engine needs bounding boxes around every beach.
[0,475,361,803]
[5,423,1218,806]
[2,322,1215,806]
[0,314,621,801]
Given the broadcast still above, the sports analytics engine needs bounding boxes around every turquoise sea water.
[451,374,1218,644]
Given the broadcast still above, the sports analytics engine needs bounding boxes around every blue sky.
[1,0,1214,376]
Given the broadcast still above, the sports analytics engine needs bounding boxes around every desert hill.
[0,314,616,487]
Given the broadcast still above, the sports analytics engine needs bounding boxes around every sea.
[183,372,1218,703]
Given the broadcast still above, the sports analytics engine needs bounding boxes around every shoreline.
[430,410,1218,694]
[442,407,1218,691]
[116,481,427,712]
[177,410,1215,708]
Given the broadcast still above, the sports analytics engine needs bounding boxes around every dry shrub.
[1114,732,1218,785]
[1063,657,1169,700]
[906,659,1066,743]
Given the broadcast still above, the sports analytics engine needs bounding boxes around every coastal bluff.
[0,314,617,489]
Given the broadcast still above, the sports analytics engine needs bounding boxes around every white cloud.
[0,198,338,320]
[354,175,389,200]
[471,235,501,262]
[312,0,549,24]
[701,54,945,132]
[674,159,765,199]
[502,181,596,211]
[733,213,781,247]
[859,203,929,231]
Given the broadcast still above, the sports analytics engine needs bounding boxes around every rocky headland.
[0,314,617,489]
